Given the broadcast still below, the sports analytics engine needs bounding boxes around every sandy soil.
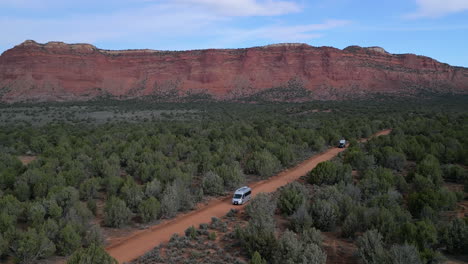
[17,155,37,165]
[106,129,391,263]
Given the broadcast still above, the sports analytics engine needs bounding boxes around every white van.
[232,186,252,205]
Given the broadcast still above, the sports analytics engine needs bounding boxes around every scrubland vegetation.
[0,95,466,263]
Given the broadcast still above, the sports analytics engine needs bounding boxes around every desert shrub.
[161,179,194,217]
[250,251,267,264]
[208,231,217,240]
[57,224,82,256]
[301,227,323,246]
[104,196,132,228]
[79,177,100,200]
[380,146,406,171]
[301,243,327,264]
[356,230,388,264]
[442,164,466,183]
[388,243,422,264]
[43,199,63,219]
[274,230,303,263]
[310,199,338,231]
[308,161,351,185]
[289,204,312,232]
[202,171,224,195]
[185,226,198,240]
[119,178,144,210]
[83,225,104,247]
[9,228,56,264]
[145,179,162,199]
[345,148,375,171]
[240,194,278,261]
[245,193,276,230]
[138,197,161,223]
[86,199,97,216]
[48,186,79,211]
[0,194,23,218]
[341,212,359,238]
[42,218,59,241]
[277,182,308,215]
[67,243,117,264]
[443,218,468,254]
[226,208,238,218]
[104,176,123,197]
[0,233,8,258]
[27,201,46,227]
[216,162,245,190]
[416,155,443,186]
[245,150,281,178]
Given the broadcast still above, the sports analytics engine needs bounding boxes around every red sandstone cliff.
[0,40,467,102]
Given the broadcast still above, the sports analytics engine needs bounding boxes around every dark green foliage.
[57,224,81,256]
[185,225,198,240]
[202,171,224,195]
[357,230,388,264]
[289,204,312,232]
[442,218,468,254]
[239,194,278,261]
[0,97,467,263]
[9,228,56,264]
[388,243,422,264]
[120,178,144,210]
[250,251,267,264]
[79,177,101,200]
[138,197,161,223]
[67,243,118,264]
[104,196,132,228]
[277,182,308,215]
[308,161,351,185]
[310,199,338,231]
[245,150,281,178]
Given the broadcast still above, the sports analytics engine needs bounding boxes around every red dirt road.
[106,129,391,263]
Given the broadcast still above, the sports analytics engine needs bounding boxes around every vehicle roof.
[234,186,251,193]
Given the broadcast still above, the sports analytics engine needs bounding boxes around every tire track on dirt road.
[106,129,392,263]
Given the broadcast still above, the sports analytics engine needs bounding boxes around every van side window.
[245,191,251,196]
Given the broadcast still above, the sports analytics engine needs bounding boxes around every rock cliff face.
[0,40,466,102]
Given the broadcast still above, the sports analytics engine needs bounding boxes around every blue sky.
[1,0,467,66]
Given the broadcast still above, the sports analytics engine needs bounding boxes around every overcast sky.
[0,0,467,66]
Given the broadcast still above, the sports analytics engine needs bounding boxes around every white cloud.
[176,0,301,16]
[409,0,468,18]
[214,19,351,45]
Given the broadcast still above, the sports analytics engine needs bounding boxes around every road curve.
[106,129,392,263]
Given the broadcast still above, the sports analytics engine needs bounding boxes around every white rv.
[232,186,252,205]
[339,139,346,148]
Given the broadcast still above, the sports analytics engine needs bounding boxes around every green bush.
[245,150,281,178]
[67,243,117,264]
[357,230,388,264]
[138,197,161,223]
[277,182,308,215]
[443,218,468,254]
[202,171,224,195]
[57,224,82,256]
[310,199,338,231]
[104,196,132,228]
[9,228,56,263]
[250,251,267,264]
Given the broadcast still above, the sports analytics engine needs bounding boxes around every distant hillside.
[0,40,467,102]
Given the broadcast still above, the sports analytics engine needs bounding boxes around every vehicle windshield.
[233,194,242,199]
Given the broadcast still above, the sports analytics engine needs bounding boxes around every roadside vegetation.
[133,98,468,264]
[0,95,466,263]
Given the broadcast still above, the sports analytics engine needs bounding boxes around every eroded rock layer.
[0,40,466,102]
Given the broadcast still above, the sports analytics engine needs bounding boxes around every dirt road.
[106,129,391,263]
